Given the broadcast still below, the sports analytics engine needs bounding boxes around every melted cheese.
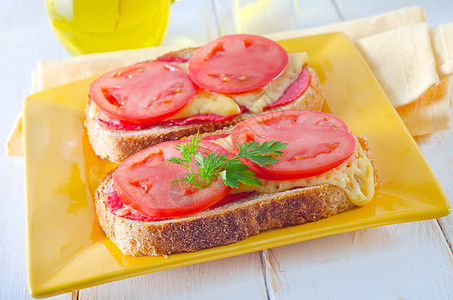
[233,52,309,113]
[166,91,241,119]
[212,136,375,206]
[213,135,236,152]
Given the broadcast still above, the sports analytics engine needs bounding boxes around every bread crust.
[85,47,325,163]
[95,173,355,256]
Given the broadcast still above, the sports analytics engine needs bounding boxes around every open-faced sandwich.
[95,109,376,256]
[85,34,325,163]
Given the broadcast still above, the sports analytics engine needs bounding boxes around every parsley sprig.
[167,133,288,189]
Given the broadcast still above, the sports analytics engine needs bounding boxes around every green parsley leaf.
[167,133,287,189]
[236,140,288,167]
[195,152,228,188]
[220,159,262,189]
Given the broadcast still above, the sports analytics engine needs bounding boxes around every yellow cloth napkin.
[267,7,452,137]
[267,6,426,41]
[34,46,180,91]
[6,6,452,156]
[431,23,453,78]
[355,23,439,107]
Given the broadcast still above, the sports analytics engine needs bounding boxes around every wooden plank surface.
[0,1,69,300]
[262,221,453,299]
[79,252,268,300]
[0,0,452,299]
[415,106,453,250]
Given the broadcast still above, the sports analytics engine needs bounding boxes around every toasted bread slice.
[94,136,375,257]
[85,48,325,163]
[95,172,354,256]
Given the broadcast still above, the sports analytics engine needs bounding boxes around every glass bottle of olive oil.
[44,0,171,55]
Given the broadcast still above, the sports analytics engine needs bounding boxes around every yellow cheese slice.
[166,91,241,119]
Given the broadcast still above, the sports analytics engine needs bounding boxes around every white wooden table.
[1,1,452,299]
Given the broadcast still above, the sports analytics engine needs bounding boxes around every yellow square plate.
[24,33,450,298]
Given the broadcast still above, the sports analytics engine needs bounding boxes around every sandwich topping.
[112,140,233,219]
[233,137,375,206]
[106,109,376,221]
[111,133,287,220]
[231,109,356,180]
[88,34,312,131]
[89,61,197,124]
[188,34,289,93]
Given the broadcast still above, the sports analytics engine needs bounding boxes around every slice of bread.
[85,48,325,163]
[94,136,374,257]
[96,172,354,256]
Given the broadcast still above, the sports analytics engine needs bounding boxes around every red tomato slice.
[231,110,356,180]
[89,61,196,124]
[112,140,233,219]
[188,34,288,94]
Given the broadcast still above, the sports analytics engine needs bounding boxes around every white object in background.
[234,0,298,34]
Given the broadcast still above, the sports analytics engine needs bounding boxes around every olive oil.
[45,0,171,55]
